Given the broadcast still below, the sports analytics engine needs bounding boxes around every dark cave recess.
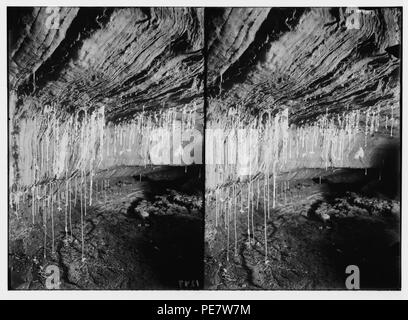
[9,165,204,290]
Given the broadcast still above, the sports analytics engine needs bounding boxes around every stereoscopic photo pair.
[8,7,401,290]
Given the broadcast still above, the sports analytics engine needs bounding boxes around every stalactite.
[65,180,68,238]
[31,186,35,224]
[206,103,399,265]
[264,176,268,263]
[104,179,107,204]
[80,171,84,262]
[226,195,230,262]
[69,178,72,238]
[256,178,260,210]
[51,183,55,254]
[225,187,228,231]
[365,107,370,147]
[251,181,255,244]
[74,176,77,204]
[390,104,394,137]
[43,189,47,259]
[84,172,87,217]
[247,182,250,245]
[272,160,277,209]
[233,184,237,256]
[215,187,218,227]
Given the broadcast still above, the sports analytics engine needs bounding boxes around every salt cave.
[8,7,204,290]
[8,7,401,291]
[204,7,401,290]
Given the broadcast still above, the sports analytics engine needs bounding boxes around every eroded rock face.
[207,8,401,128]
[9,7,204,122]
[206,8,271,87]
[7,6,402,291]
[9,7,205,193]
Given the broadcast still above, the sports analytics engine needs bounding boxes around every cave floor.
[9,180,203,290]
[205,178,400,290]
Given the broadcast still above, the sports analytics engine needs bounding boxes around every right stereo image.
[204,7,401,290]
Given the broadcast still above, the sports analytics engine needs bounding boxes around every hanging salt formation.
[207,101,395,264]
[10,100,200,261]
[263,176,268,263]
[207,107,291,262]
[390,104,394,137]
[10,102,104,259]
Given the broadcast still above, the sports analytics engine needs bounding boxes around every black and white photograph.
[5,3,404,297]
[8,7,204,290]
[204,7,401,290]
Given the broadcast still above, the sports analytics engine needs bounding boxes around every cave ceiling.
[9,7,401,125]
[8,7,204,122]
[207,7,401,125]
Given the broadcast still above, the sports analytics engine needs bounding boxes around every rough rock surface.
[9,7,204,122]
[205,169,400,289]
[9,179,203,289]
[207,8,400,127]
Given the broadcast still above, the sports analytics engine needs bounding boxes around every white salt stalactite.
[390,104,394,137]
[272,160,277,209]
[264,176,268,263]
[247,182,251,245]
[233,184,237,256]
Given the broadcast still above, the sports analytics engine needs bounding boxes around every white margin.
[0,0,406,300]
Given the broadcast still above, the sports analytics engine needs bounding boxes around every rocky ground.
[9,176,203,290]
[205,170,400,290]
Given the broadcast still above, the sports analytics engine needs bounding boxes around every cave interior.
[8,7,401,290]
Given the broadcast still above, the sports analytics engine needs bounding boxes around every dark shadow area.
[8,7,115,98]
[142,164,204,196]
[308,142,401,289]
[370,138,401,199]
[206,7,307,95]
[125,165,204,289]
[143,213,204,289]
[323,215,400,290]
[205,139,401,290]
[9,165,204,290]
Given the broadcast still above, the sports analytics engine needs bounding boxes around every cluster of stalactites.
[102,104,198,167]
[206,103,399,264]
[9,102,200,261]
[206,104,398,190]
[205,108,289,189]
[206,175,291,262]
[10,104,106,205]
[10,103,200,207]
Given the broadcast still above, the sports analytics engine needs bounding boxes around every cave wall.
[8,7,401,208]
[207,8,400,120]
[10,104,202,192]
[205,7,401,189]
[9,7,204,120]
[9,7,204,197]
[205,108,399,189]
[8,8,206,255]
[9,7,401,193]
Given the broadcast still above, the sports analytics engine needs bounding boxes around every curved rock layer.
[9,7,204,122]
[207,7,401,126]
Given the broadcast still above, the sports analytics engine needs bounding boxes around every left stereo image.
[8,7,204,290]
